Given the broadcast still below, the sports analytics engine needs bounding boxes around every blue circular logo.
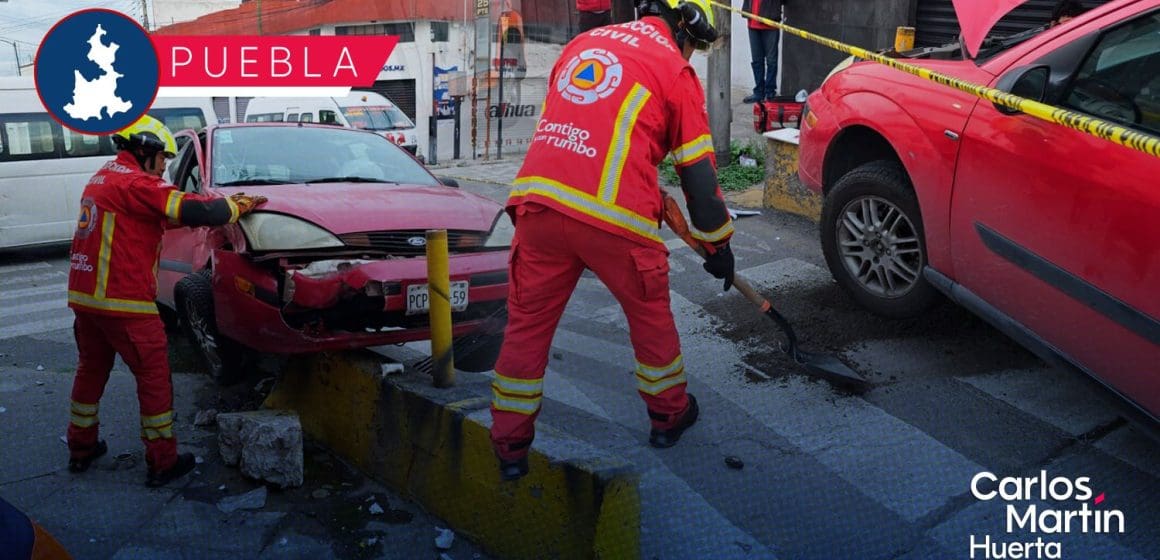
[35,9,159,135]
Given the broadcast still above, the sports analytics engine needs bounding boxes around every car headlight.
[483,211,514,248]
[239,213,344,251]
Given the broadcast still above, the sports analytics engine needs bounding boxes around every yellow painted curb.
[264,351,641,560]
[763,135,822,222]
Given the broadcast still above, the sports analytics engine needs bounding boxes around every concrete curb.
[763,133,822,222]
[263,351,641,560]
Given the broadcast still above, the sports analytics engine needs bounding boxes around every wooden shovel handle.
[661,193,769,310]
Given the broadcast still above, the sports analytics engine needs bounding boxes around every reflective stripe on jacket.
[509,16,733,249]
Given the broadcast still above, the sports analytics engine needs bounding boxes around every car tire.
[175,270,250,385]
[821,161,942,319]
[451,331,505,373]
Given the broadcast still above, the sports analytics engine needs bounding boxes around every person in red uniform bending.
[490,0,734,480]
[65,115,266,487]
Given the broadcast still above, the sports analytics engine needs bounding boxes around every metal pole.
[11,42,19,76]
[453,96,462,160]
[426,229,455,388]
[141,0,150,31]
[496,17,505,160]
[429,53,438,165]
[707,4,732,164]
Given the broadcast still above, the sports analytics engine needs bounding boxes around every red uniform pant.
[68,311,178,471]
[490,204,691,461]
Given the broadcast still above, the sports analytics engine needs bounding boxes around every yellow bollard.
[426,229,455,387]
[894,26,915,53]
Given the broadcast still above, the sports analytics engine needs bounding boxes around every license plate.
[406,281,469,316]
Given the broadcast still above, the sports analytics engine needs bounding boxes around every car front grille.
[338,230,488,255]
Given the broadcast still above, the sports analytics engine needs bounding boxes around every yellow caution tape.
[711,1,1160,159]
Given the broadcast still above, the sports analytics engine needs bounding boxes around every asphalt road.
[1,181,1158,559]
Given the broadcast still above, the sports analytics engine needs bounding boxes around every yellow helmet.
[112,114,177,158]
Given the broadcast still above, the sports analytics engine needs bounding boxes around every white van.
[243,91,419,155]
[0,76,218,250]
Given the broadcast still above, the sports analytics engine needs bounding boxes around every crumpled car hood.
[218,183,502,234]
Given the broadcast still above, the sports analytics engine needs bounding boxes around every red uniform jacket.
[509,16,734,249]
[67,152,238,317]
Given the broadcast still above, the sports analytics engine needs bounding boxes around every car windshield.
[341,105,415,130]
[210,126,439,187]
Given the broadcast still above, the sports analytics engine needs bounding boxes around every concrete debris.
[435,528,455,550]
[381,363,404,376]
[193,409,219,427]
[218,485,227,491]
[195,455,205,465]
[35,365,44,371]
[279,538,288,546]
[59,436,67,444]
[0,407,5,413]
[218,410,304,488]
[311,489,330,499]
[35,381,44,386]
[725,456,745,470]
[217,486,267,514]
[368,502,384,515]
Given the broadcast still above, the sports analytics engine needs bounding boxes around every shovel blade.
[792,349,872,393]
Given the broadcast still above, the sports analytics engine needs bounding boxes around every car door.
[949,8,1160,419]
[157,131,208,307]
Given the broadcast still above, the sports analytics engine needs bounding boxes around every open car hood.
[953,0,1031,58]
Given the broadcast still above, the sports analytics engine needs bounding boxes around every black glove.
[702,242,735,292]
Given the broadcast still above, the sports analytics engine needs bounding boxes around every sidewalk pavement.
[430,86,766,189]
[0,340,491,560]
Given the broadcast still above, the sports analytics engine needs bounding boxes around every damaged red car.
[154,123,512,382]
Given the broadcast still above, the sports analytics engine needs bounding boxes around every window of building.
[431,21,450,42]
[309,28,321,35]
[335,23,414,42]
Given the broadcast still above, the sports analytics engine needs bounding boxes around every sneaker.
[743,93,762,104]
[499,456,529,482]
[648,394,700,449]
[68,440,108,473]
[145,453,196,488]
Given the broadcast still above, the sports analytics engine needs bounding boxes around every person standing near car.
[65,115,266,487]
[742,0,787,103]
[489,0,736,481]
[577,0,613,34]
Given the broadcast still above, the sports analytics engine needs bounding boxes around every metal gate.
[367,80,417,121]
[914,0,1113,48]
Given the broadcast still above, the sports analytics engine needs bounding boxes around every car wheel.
[175,270,249,385]
[452,331,505,373]
[821,161,941,318]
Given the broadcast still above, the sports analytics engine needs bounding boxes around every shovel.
[662,193,871,393]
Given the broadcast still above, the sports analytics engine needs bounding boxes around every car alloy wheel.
[836,195,923,298]
[183,294,223,373]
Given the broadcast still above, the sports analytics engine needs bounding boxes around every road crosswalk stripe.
[0,262,52,275]
[957,369,1120,438]
[0,283,67,301]
[0,298,66,319]
[0,315,74,340]
[0,270,66,286]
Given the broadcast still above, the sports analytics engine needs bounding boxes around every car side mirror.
[438,176,460,188]
[994,65,1050,115]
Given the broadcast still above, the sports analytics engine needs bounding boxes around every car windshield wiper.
[216,178,294,186]
[303,176,398,184]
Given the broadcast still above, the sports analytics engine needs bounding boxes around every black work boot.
[499,456,529,482]
[68,440,108,473]
[649,394,699,449]
[146,452,196,488]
